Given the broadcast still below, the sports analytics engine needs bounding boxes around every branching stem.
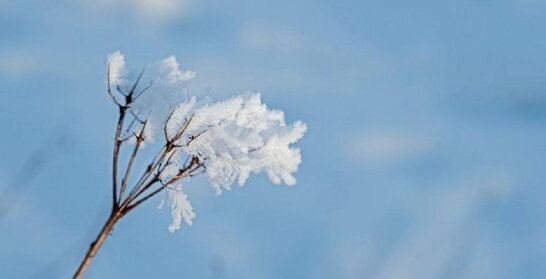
[74,66,202,279]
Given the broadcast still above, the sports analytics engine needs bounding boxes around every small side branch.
[118,121,148,203]
[124,184,164,213]
[124,156,199,213]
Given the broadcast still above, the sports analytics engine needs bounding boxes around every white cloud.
[348,129,435,166]
[82,0,190,25]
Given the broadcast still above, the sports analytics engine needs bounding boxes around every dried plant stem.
[72,211,124,279]
[73,68,201,278]
[112,107,126,210]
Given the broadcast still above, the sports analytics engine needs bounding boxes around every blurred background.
[1,0,546,278]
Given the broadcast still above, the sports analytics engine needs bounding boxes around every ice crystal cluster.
[107,51,306,232]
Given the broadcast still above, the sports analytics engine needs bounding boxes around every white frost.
[107,51,128,87]
[175,93,307,194]
[158,184,195,233]
[158,56,196,83]
[125,119,155,146]
[132,55,195,140]
[107,52,306,232]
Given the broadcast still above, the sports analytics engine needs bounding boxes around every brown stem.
[118,122,147,204]
[125,157,198,213]
[112,107,126,210]
[73,211,123,279]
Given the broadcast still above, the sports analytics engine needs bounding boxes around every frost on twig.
[157,184,195,233]
[74,50,306,279]
[104,50,306,232]
[107,51,128,88]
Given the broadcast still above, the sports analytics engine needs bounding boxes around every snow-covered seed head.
[106,51,306,232]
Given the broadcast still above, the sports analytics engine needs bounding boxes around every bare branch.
[172,113,195,143]
[163,109,178,142]
[186,129,208,146]
[123,183,164,213]
[164,111,194,144]
[133,158,190,204]
[125,156,199,213]
[248,144,265,153]
[157,149,178,176]
[164,157,199,185]
[124,157,199,213]
[123,113,139,135]
[133,80,153,100]
[188,164,206,177]
[118,120,148,204]
[111,106,127,210]
[129,110,146,124]
[123,114,198,203]
[120,147,169,208]
[127,69,145,99]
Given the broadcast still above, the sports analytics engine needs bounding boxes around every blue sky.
[1,0,546,278]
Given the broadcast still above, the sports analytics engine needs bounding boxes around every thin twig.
[124,184,164,213]
[123,109,149,137]
[173,114,195,142]
[111,106,127,210]
[129,110,146,124]
[125,157,198,213]
[163,109,178,142]
[131,157,196,204]
[127,69,145,98]
[124,113,196,204]
[157,149,178,176]
[129,156,198,209]
[118,121,147,203]
[185,129,208,146]
[134,81,153,100]
[121,145,168,207]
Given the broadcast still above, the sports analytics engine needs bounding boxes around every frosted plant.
[73,51,306,278]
